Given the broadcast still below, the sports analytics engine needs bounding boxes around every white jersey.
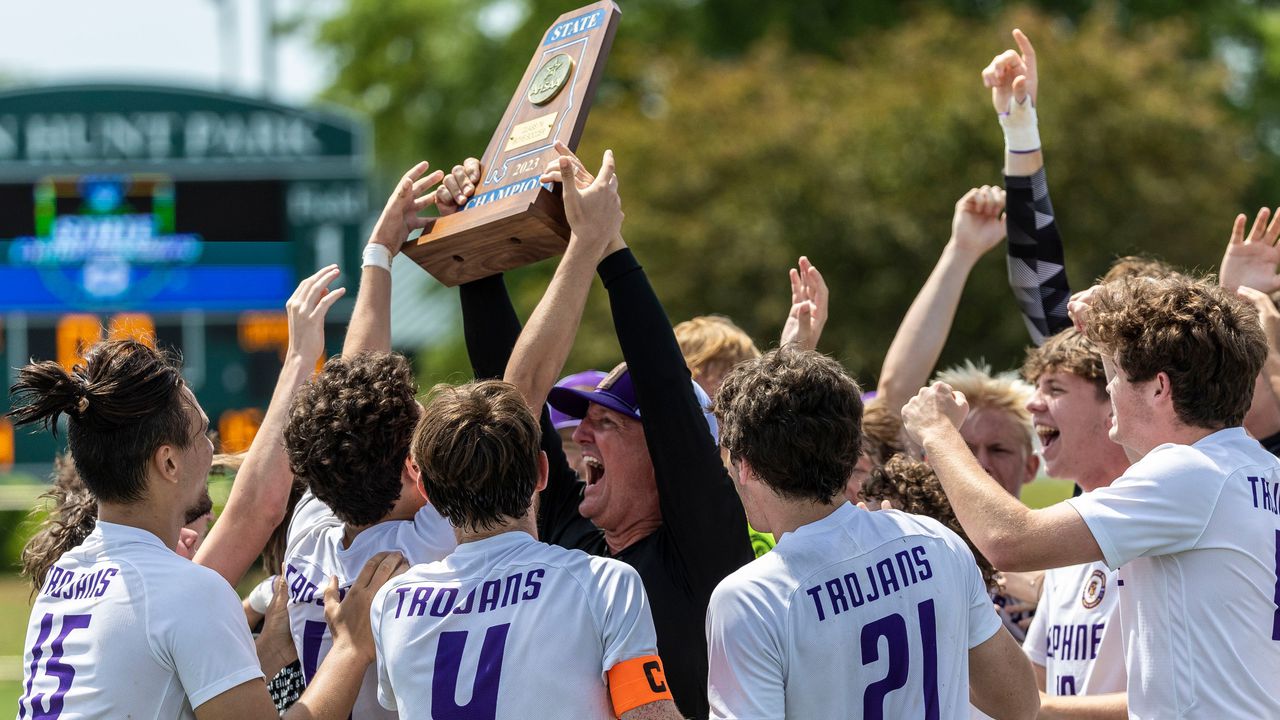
[284,491,456,719]
[1067,427,1280,718]
[706,503,1002,720]
[17,521,262,719]
[1022,561,1125,696]
[371,530,661,719]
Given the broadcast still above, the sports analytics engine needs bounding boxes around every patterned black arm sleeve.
[1005,168,1072,346]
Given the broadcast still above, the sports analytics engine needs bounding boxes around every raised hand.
[539,142,623,255]
[982,28,1038,113]
[433,157,483,215]
[1067,284,1103,334]
[1220,207,1280,293]
[901,381,970,446]
[780,256,829,351]
[285,265,346,365]
[370,161,446,257]
[951,186,1007,259]
[325,551,407,664]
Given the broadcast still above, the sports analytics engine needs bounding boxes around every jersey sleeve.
[961,543,1003,649]
[586,559,661,676]
[152,567,264,709]
[1065,447,1223,570]
[371,582,397,710]
[704,574,786,720]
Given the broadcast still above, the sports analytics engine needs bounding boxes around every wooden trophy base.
[402,185,569,287]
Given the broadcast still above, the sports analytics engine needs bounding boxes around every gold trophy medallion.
[527,53,574,106]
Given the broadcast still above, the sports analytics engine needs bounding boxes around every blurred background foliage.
[303,0,1276,386]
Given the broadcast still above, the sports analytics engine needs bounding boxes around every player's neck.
[98,499,183,551]
[455,512,538,546]
[763,497,845,544]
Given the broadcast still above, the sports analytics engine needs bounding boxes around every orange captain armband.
[607,655,674,717]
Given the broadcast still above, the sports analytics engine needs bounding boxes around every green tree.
[310,3,1255,385]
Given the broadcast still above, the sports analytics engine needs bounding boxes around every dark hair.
[285,352,419,526]
[1085,276,1267,429]
[411,381,540,532]
[714,348,863,503]
[862,455,998,591]
[9,340,192,504]
[1022,328,1107,399]
[21,454,96,594]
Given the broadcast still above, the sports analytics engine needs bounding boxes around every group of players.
[12,27,1280,720]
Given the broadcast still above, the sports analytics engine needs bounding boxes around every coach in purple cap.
[453,146,750,720]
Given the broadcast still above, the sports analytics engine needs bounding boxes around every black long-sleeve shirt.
[460,250,753,719]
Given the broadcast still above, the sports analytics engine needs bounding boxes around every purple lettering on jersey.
[1091,623,1105,659]
[452,587,477,615]
[394,587,412,619]
[478,580,502,614]
[826,578,850,616]
[521,568,544,600]
[806,586,826,622]
[1249,476,1261,507]
[875,558,901,595]
[893,551,919,585]
[863,566,881,603]
[18,613,54,718]
[410,586,434,617]
[911,546,933,579]
[301,620,327,683]
[431,623,511,720]
[500,572,522,607]
[430,587,459,617]
[844,572,866,608]
[1263,478,1274,512]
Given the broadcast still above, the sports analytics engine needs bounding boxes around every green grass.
[0,574,32,710]
[1021,477,1075,509]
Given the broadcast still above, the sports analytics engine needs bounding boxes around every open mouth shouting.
[583,455,605,487]
[1035,423,1061,457]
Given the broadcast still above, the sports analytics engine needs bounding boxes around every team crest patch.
[1081,569,1107,609]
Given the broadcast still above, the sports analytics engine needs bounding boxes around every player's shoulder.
[1138,427,1276,480]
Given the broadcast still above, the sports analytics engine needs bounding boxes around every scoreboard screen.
[0,84,370,474]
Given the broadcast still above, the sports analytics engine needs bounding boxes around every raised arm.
[341,161,448,356]
[195,266,345,585]
[985,29,1072,345]
[505,146,623,411]
[599,245,751,591]
[876,187,1007,415]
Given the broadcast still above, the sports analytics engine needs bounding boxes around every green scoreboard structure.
[0,84,371,475]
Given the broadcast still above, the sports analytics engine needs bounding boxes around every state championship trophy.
[403,1,621,286]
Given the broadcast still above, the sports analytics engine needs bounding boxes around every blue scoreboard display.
[0,85,370,473]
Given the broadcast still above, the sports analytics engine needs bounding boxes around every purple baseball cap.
[548,370,608,431]
[547,362,718,442]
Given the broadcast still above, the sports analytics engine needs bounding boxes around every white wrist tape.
[999,96,1041,154]
[362,243,392,272]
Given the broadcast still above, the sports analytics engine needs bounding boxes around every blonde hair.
[674,315,760,385]
[933,360,1034,451]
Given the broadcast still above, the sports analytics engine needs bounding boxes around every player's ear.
[151,443,180,486]
[1022,450,1039,485]
[535,451,549,493]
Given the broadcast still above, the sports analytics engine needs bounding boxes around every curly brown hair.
[861,398,906,467]
[861,455,998,590]
[21,454,96,595]
[1022,328,1107,399]
[285,351,420,526]
[714,348,862,503]
[412,381,541,532]
[1100,255,1180,284]
[1085,276,1267,429]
